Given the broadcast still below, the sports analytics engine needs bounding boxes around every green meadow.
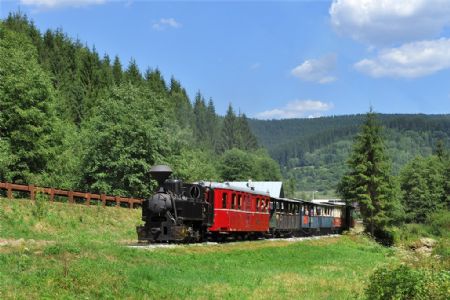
[0,198,396,299]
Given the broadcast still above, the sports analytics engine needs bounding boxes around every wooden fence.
[0,182,143,209]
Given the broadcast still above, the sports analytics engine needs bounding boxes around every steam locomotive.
[136,165,354,243]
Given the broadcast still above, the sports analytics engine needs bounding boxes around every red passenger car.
[207,184,271,236]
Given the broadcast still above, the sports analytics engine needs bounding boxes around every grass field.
[0,198,397,299]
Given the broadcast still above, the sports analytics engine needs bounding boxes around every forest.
[250,114,450,197]
[0,13,281,199]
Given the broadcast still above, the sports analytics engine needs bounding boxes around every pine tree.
[193,92,207,142]
[99,54,114,88]
[205,98,219,150]
[145,68,167,96]
[124,58,142,85]
[112,55,123,85]
[400,156,445,223]
[169,77,192,128]
[0,27,54,183]
[337,110,403,238]
[237,113,258,151]
[219,104,238,152]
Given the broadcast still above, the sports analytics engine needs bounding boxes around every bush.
[31,190,48,220]
[365,265,450,300]
[426,210,450,237]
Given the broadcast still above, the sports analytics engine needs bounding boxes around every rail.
[0,182,143,209]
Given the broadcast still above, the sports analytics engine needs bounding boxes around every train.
[136,165,354,243]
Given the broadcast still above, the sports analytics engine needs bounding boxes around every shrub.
[31,189,48,220]
[426,210,450,238]
[365,265,450,300]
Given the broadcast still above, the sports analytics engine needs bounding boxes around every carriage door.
[245,195,251,228]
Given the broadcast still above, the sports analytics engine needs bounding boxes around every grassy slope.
[0,199,396,299]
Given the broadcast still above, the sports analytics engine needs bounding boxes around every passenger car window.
[222,193,227,208]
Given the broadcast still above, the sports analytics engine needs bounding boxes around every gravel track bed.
[128,234,341,250]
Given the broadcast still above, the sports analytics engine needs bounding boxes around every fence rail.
[0,182,143,209]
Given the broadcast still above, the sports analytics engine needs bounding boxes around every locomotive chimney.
[149,165,173,186]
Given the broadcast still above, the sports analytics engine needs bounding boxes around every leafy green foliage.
[365,265,450,300]
[337,111,403,239]
[0,25,54,183]
[400,155,446,223]
[80,84,171,197]
[220,148,281,181]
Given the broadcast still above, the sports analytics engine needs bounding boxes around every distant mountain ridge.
[249,114,450,195]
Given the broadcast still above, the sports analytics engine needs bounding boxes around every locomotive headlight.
[148,192,172,214]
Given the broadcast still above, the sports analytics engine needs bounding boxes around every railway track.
[127,234,341,250]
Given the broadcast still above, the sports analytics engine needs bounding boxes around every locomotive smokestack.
[149,165,173,186]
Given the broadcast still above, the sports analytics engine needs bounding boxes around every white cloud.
[250,62,261,70]
[355,38,450,78]
[255,100,334,120]
[291,54,337,84]
[330,0,450,45]
[20,0,105,9]
[152,18,182,31]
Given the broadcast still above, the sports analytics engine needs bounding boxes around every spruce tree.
[400,156,445,223]
[337,110,402,238]
[237,113,258,151]
[112,55,123,85]
[124,58,142,85]
[0,27,54,183]
[219,104,238,152]
[169,77,192,128]
[193,92,207,142]
[144,68,167,96]
[205,99,219,150]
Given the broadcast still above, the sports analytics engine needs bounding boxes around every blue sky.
[1,0,450,118]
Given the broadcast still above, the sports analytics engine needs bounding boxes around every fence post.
[50,188,54,202]
[101,194,106,207]
[129,199,133,209]
[86,193,91,206]
[115,196,120,208]
[68,190,74,204]
[29,184,35,201]
[6,183,12,199]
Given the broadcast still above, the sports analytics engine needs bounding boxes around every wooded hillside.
[249,114,450,196]
[0,13,281,198]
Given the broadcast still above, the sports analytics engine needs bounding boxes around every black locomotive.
[137,165,214,243]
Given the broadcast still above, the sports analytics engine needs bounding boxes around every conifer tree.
[0,27,54,182]
[337,110,403,238]
[205,98,219,150]
[399,156,445,223]
[237,113,258,151]
[99,54,114,88]
[193,92,207,142]
[169,77,192,128]
[124,58,142,85]
[145,68,167,96]
[219,104,238,152]
[112,55,123,85]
